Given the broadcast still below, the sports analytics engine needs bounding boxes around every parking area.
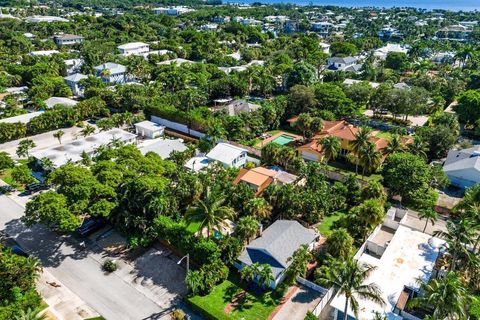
[272,284,325,320]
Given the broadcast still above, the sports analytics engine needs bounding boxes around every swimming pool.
[272,134,295,146]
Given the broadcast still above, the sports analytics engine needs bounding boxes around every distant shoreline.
[224,0,480,12]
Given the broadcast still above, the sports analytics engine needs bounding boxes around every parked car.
[75,218,107,237]
[1,237,29,257]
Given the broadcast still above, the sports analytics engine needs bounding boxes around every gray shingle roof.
[238,220,318,278]
[444,146,480,172]
[224,99,261,116]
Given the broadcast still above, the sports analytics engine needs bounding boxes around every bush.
[304,311,317,320]
[471,296,480,320]
[170,309,187,320]
[272,282,288,299]
[102,259,117,273]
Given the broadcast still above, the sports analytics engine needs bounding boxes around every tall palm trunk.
[343,297,349,320]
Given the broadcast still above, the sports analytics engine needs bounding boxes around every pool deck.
[255,131,302,149]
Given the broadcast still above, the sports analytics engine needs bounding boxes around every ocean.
[226,0,480,11]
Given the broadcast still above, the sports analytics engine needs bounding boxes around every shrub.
[304,311,317,320]
[170,309,187,320]
[102,259,117,273]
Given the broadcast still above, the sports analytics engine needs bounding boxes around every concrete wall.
[151,116,206,138]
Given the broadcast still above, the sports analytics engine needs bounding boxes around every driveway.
[0,194,198,320]
[272,284,325,320]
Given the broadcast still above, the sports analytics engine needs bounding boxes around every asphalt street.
[0,194,172,320]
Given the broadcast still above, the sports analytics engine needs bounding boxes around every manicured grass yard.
[187,275,279,320]
[317,211,346,236]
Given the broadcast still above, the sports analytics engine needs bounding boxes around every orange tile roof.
[233,167,276,195]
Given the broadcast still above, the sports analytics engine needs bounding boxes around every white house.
[0,111,44,124]
[44,97,78,109]
[117,42,149,56]
[206,143,248,168]
[330,222,444,320]
[153,7,193,16]
[138,138,187,159]
[134,120,165,139]
[235,220,319,289]
[64,73,88,96]
[443,146,480,189]
[343,79,380,88]
[64,58,84,75]
[25,15,68,23]
[53,34,84,45]
[94,62,127,84]
[327,57,362,72]
[374,43,410,60]
[30,50,59,57]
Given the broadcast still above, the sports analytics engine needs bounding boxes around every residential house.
[30,50,59,57]
[311,21,334,36]
[443,146,480,189]
[327,57,362,73]
[233,166,298,196]
[25,15,68,23]
[329,216,444,320]
[219,99,261,116]
[117,42,149,56]
[94,62,127,84]
[343,79,380,88]
[64,58,84,75]
[290,119,389,162]
[134,120,165,139]
[53,34,84,45]
[378,26,402,39]
[436,25,472,42]
[44,97,78,109]
[152,7,193,16]
[64,73,88,96]
[374,43,410,60]
[137,138,187,159]
[206,143,248,168]
[235,220,319,289]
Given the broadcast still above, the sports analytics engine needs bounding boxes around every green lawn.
[317,211,346,236]
[187,275,279,320]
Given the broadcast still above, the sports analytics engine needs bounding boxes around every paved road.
[0,195,169,320]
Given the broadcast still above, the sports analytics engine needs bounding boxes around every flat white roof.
[31,129,136,167]
[134,120,165,132]
[330,225,444,320]
[206,143,247,165]
[118,42,149,50]
[138,138,187,159]
[44,97,78,109]
[0,111,44,124]
[30,50,59,56]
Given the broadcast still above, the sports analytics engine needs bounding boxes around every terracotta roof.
[233,167,276,195]
[313,120,359,142]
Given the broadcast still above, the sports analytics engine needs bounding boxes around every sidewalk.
[37,270,100,320]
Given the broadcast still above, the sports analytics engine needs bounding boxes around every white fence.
[150,116,206,138]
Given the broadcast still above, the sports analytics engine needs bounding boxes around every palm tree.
[358,142,382,176]
[285,244,312,284]
[81,125,96,137]
[236,216,259,244]
[257,264,274,289]
[240,264,255,284]
[53,130,64,145]
[14,308,47,320]
[185,190,235,237]
[16,139,36,158]
[383,134,403,156]
[320,136,341,163]
[434,219,477,271]
[318,258,385,320]
[408,136,428,159]
[418,208,438,233]
[351,127,372,174]
[245,198,272,220]
[408,272,470,320]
